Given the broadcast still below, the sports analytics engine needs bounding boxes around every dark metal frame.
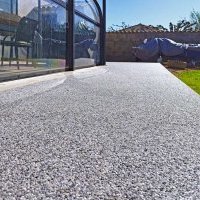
[3,0,106,71]
[68,0,74,70]
[3,0,18,14]
[66,0,106,70]
[101,0,106,65]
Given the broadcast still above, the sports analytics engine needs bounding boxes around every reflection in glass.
[0,0,67,70]
[75,0,100,23]
[74,0,101,68]
[0,0,17,14]
[0,0,104,77]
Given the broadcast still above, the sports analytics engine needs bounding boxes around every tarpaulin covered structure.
[133,38,200,62]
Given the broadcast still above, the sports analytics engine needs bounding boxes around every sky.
[106,0,200,30]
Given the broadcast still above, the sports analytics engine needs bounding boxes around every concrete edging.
[0,68,66,83]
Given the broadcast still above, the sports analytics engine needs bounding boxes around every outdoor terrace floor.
[0,58,96,82]
[0,62,200,199]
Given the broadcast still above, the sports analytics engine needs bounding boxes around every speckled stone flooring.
[0,63,200,199]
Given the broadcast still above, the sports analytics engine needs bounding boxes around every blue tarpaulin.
[132,38,200,62]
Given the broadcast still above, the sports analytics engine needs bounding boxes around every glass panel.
[0,0,104,81]
[97,0,103,9]
[0,0,68,78]
[0,0,17,14]
[74,14,100,68]
[75,0,100,23]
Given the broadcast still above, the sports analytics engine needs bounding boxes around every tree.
[169,22,174,32]
[107,22,130,32]
[190,9,200,31]
[169,20,195,32]
[156,25,168,31]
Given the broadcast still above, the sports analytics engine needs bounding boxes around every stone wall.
[106,32,200,62]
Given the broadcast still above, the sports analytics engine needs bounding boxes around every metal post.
[67,0,74,71]
[11,0,13,14]
[16,0,18,15]
[37,0,43,59]
[38,0,42,34]
[99,0,106,65]
[103,0,106,65]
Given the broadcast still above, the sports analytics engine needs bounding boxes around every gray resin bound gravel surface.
[0,62,200,199]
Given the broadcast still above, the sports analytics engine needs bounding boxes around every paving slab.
[0,62,200,199]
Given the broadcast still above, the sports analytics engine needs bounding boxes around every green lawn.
[174,70,200,95]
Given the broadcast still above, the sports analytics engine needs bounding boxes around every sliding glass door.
[74,0,103,69]
[0,0,105,81]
